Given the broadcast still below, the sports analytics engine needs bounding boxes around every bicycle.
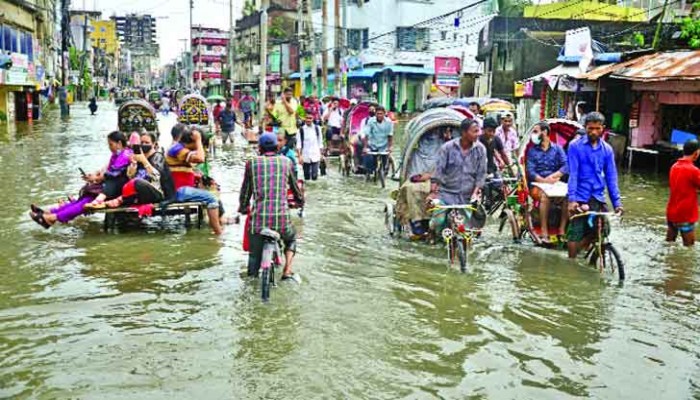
[258,227,284,302]
[428,203,484,273]
[365,151,395,189]
[483,176,519,216]
[570,210,625,281]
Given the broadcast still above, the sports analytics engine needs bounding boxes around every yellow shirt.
[273,98,299,135]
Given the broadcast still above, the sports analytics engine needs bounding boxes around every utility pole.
[259,0,269,128]
[333,0,340,95]
[189,0,194,88]
[196,26,202,90]
[229,0,235,98]
[297,0,305,96]
[321,0,328,94]
[305,0,317,97]
[341,0,347,98]
[61,0,69,86]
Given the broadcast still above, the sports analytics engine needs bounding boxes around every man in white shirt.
[323,99,343,143]
[298,114,324,181]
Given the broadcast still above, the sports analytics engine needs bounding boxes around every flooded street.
[1,103,699,399]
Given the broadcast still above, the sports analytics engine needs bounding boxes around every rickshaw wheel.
[500,209,521,242]
[384,203,396,235]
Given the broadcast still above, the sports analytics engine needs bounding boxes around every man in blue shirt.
[526,121,568,241]
[362,106,394,174]
[566,112,623,258]
[217,103,237,144]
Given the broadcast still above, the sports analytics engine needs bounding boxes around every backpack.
[300,124,321,149]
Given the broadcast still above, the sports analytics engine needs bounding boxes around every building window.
[396,27,429,51]
[440,31,447,41]
[312,0,322,10]
[347,28,369,51]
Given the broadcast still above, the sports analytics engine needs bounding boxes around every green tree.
[678,3,700,49]
[243,0,256,16]
[497,0,532,17]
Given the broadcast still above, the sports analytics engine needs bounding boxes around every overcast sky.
[78,0,243,65]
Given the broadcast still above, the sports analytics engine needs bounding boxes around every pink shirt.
[496,125,519,155]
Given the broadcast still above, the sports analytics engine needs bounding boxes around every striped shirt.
[239,154,303,235]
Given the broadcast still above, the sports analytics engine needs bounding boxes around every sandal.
[29,211,51,229]
[30,204,44,214]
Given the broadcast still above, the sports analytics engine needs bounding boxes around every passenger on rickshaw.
[567,112,623,258]
[428,118,487,233]
[351,104,377,172]
[303,95,321,124]
[323,98,343,143]
[395,126,453,236]
[526,121,569,242]
[479,117,512,202]
[362,106,393,174]
[468,101,481,117]
[496,111,519,156]
[166,124,224,235]
[103,132,175,210]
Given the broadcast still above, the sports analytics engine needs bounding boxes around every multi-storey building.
[90,20,120,89]
[111,14,159,88]
[192,26,228,94]
[233,1,299,98]
[0,0,59,122]
[302,0,493,111]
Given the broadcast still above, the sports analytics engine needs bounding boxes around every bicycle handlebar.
[430,204,479,211]
[570,210,621,220]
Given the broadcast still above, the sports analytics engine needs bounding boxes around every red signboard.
[434,57,461,87]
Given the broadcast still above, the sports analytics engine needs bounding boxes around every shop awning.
[288,72,336,81]
[526,64,582,81]
[609,50,700,82]
[381,65,434,75]
[347,67,382,79]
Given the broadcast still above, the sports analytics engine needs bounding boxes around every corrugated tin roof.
[577,58,641,80]
[610,50,700,82]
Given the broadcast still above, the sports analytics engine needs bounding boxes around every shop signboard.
[6,53,29,85]
[434,56,460,87]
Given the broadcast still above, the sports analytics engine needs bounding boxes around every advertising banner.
[434,57,460,87]
[6,53,30,85]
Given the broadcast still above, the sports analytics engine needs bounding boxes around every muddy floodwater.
[1,103,699,399]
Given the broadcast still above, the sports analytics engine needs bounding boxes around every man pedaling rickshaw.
[526,121,569,242]
[361,106,393,175]
[427,118,487,235]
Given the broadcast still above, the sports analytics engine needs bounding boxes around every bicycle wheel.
[378,164,386,188]
[456,239,468,273]
[590,243,625,281]
[260,244,274,302]
[384,203,395,235]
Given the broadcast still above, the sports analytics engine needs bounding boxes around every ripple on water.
[1,105,700,398]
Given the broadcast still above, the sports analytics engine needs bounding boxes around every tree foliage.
[243,0,256,16]
[497,0,533,17]
[678,2,700,49]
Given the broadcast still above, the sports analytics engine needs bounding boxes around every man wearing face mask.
[526,121,568,241]
[105,132,176,208]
